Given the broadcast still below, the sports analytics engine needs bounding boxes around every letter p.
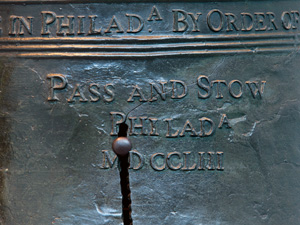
[47,74,68,101]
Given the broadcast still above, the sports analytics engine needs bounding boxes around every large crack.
[117,123,133,225]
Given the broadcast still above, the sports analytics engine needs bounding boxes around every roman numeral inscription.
[100,150,224,172]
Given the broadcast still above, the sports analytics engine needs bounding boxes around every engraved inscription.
[0,4,299,57]
[7,3,276,174]
[9,15,33,35]
[46,74,265,103]
[100,150,224,171]
[45,74,266,140]
[0,6,299,37]
[46,74,115,103]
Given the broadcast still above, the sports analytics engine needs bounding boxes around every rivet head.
[112,137,132,156]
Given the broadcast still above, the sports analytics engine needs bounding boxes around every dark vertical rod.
[118,155,133,225]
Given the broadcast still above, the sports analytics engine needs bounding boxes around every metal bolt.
[112,137,132,156]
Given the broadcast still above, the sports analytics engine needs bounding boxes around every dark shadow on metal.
[117,122,133,225]
[0,59,14,224]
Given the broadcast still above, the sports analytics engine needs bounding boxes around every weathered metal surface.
[0,1,300,224]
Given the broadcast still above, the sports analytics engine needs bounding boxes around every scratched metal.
[0,1,300,225]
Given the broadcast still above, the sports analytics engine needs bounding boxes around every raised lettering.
[181,152,197,171]
[56,16,75,35]
[67,84,88,102]
[291,11,300,29]
[246,81,266,98]
[218,114,231,129]
[104,84,115,102]
[282,11,292,30]
[267,12,278,30]
[9,15,33,35]
[199,117,215,137]
[225,13,239,31]
[211,80,227,99]
[77,16,85,34]
[129,116,148,135]
[150,153,166,171]
[100,150,117,169]
[149,118,159,136]
[167,152,182,170]
[188,13,202,32]
[164,118,179,138]
[88,15,101,34]
[198,152,205,170]
[149,81,167,102]
[228,80,243,98]
[127,85,147,102]
[170,80,187,99]
[105,15,124,33]
[47,74,68,101]
[180,120,197,137]
[129,150,144,170]
[110,112,126,136]
[206,152,215,170]
[148,6,163,21]
[126,14,144,33]
[89,83,101,102]
[41,11,56,35]
[255,13,267,31]
[197,75,211,99]
[241,13,254,31]
[173,9,188,32]
[207,9,224,32]
[217,152,224,170]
